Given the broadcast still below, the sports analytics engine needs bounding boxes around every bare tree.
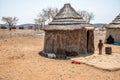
[78,10,94,23]
[34,18,45,31]
[37,7,94,24]
[2,17,18,31]
[38,7,59,23]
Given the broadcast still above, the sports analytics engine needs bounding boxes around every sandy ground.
[0,30,120,80]
[72,53,120,71]
[70,31,120,71]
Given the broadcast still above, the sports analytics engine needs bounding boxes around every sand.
[72,53,120,71]
[0,30,120,80]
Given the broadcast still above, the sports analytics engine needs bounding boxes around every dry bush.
[19,26,24,29]
[12,26,16,29]
[0,26,7,29]
[28,26,33,29]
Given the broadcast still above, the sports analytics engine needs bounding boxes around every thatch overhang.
[44,24,93,30]
[44,24,83,30]
[84,27,94,30]
[106,14,120,29]
[43,3,94,30]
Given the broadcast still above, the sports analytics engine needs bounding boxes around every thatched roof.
[44,3,93,30]
[106,14,120,29]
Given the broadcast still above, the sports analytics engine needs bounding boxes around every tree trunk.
[9,25,12,31]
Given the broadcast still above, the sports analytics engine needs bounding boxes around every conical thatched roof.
[44,3,93,30]
[107,14,120,28]
[54,4,82,19]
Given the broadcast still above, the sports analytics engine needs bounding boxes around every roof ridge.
[107,13,120,28]
[54,3,82,19]
[111,13,120,24]
[49,3,87,25]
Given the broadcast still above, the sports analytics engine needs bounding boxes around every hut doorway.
[87,30,90,53]
[86,30,94,53]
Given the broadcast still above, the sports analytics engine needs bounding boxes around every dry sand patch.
[71,53,120,71]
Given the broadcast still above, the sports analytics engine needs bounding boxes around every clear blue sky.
[0,0,120,24]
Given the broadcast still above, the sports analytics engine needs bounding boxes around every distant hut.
[43,3,94,55]
[106,14,120,43]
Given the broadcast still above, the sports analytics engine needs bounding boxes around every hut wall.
[106,28,120,43]
[44,30,87,54]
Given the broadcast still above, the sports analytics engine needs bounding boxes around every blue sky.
[0,0,120,24]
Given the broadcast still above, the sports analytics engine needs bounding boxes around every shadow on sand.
[38,51,94,60]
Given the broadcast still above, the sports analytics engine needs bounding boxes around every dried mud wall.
[44,30,87,54]
[106,28,120,43]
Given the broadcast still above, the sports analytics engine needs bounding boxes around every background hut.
[43,3,94,55]
[106,14,120,43]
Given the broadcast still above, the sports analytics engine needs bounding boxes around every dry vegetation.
[0,29,120,80]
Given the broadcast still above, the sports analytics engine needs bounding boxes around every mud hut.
[106,14,120,43]
[43,3,94,55]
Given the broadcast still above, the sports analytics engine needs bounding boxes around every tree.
[38,7,59,23]
[2,17,18,31]
[78,10,94,23]
[34,18,45,31]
